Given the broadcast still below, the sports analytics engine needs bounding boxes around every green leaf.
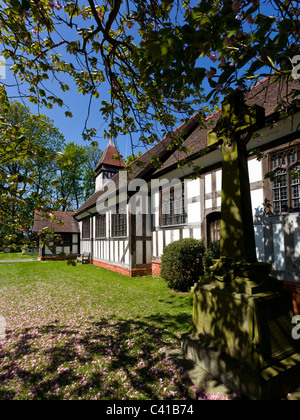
[199,17,211,26]
[9,0,21,9]
[278,19,292,32]
[160,44,168,56]
[56,98,63,107]
[148,41,163,59]
[22,0,30,10]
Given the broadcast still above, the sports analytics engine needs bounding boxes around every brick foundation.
[284,281,300,315]
[92,260,152,277]
[152,260,161,277]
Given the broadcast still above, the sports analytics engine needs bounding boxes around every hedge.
[160,238,206,292]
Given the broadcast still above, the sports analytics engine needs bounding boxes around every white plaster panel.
[183,229,190,239]
[158,231,163,257]
[136,240,143,265]
[254,225,265,262]
[248,159,262,184]
[205,199,213,210]
[205,173,212,194]
[193,228,201,240]
[272,223,286,271]
[216,170,222,192]
[251,188,264,216]
[152,232,157,258]
[188,202,201,224]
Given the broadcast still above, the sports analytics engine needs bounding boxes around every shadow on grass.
[0,313,207,400]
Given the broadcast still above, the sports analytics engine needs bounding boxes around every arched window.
[270,147,300,213]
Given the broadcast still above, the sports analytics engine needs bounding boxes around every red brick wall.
[152,260,161,277]
[284,281,300,315]
[92,260,152,277]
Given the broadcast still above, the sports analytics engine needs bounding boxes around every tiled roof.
[94,139,126,172]
[75,111,201,215]
[154,77,300,174]
[33,210,80,234]
[75,77,299,215]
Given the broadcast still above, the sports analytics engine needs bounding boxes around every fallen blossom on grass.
[0,262,238,400]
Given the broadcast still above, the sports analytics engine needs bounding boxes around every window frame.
[82,218,91,239]
[160,181,187,227]
[270,146,300,214]
[95,214,106,238]
[111,206,127,238]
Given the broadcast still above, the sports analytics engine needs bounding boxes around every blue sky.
[0,0,213,160]
[2,53,128,156]
[0,1,277,160]
[0,3,134,158]
[1,46,213,160]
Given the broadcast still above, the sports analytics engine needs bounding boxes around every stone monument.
[181,91,300,400]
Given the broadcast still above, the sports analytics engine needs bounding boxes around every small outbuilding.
[33,210,80,260]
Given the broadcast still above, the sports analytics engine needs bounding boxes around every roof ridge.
[249,75,270,91]
[95,140,126,171]
[35,210,76,214]
[75,76,297,215]
[126,111,203,168]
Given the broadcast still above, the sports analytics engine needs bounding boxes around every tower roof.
[95,139,126,173]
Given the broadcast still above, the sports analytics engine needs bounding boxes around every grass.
[0,261,231,400]
[0,252,38,260]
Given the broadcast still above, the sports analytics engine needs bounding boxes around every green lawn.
[0,252,38,260]
[0,261,230,400]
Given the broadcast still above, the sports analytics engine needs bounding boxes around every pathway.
[0,259,39,263]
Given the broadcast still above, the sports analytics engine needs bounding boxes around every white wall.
[152,157,267,260]
[91,209,131,267]
[95,173,103,192]
[186,179,201,225]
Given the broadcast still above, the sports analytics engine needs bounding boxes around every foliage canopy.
[0,0,299,244]
[0,100,102,248]
[0,0,299,147]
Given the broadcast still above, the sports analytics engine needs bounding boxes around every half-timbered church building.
[34,76,300,313]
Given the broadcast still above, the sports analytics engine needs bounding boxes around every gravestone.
[181,91,300,400]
